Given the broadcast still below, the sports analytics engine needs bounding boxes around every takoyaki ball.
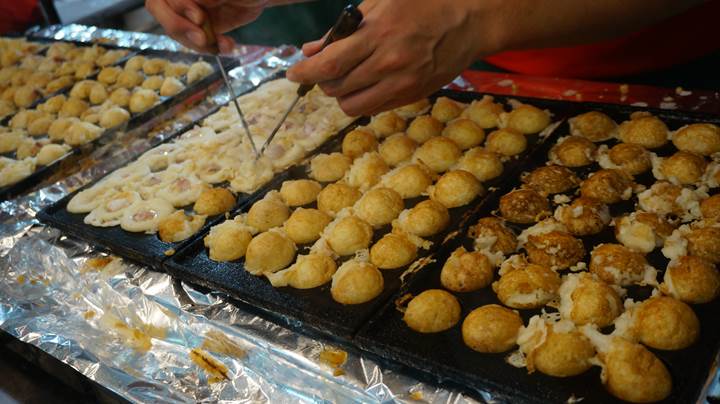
[245,230,296,274]
[526,231,585,270]
[141,75,164,91]
[27,115,53,137]
[549,136,596,167]
[522,165,579,196]
[267,254,336,289]
[661,255,720,304]
[442,118,485,150]
[673,123,720,156]
[580,169,633,204]
[37,94,66,114]
[80,105,102,125]
[503,104,550,135]
[97,49,128,66]
[159,77,185,97]
[559,273,622,327]
[247,192,290,231]
[430,169,483,208]
[404,289,461,333]
[583,331,672,403]
[119,197,175,233]
[618,114,669,149]
[382,163,433,199]
[686,224,720,264]
[461,96,503,129]
[589,243,650,286]
[518,317,594,377]
[331,259,384,305]
[355,187,404,227]
[124,55,145,71]
[88,82,108,105]
[457,147,503,182]
[346,152,389,191]
[164,61,189,77]
[440,246,493,292]
[659,151,707,185]
[485,128,527,157]
[569,111,617,142]
[45,75,74,94]
[407,115,443,143]
[47,117,77,141]
[109,88,131,107]
[493,263,561,309]
[396,200,450,238]
[193,187,235,216]
[0,131,23,153]
[394,98,431,118]
[158,210,206,243]
[431,96,463,123]
[142,57,167,75]
[326,215,373,256]
[58,97,89,118]
[369,111,406,137]
[316,182,362,217]
[342,128,378,159]
[701,194,720,219]
[284,208,331,244]
[370,232,417,269]
[636,181,688,217]
[36,144,70,166]
[413,136,461,173]
[554,197,611,236]
[116,69,144,88]
[614,211,675,253]
[308,153,350,183]
[279,179,322,207]
[378,133,417,166]
[129,89,159,113]
[499,189,550,224]
[634,296,699,350]
[13,84,40,108]
[97,66,121,85]
[9,109,42,130]
[15,138,44,159]
[99,107,130,129]
[469,217,517,255]
[462,305,521,353]
[602,143,651,176]
[73,61,95,79]
[64,121,103,146]
[187,60,214,83]
[70,80,95,100]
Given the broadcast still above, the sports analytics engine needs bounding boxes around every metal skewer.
[258,4,363,159]
[201,17,260,158]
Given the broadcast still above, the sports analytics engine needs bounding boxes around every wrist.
[462,0,513,59]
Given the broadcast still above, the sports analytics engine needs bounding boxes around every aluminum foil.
[3,25,718,403]
[1,28,483,403]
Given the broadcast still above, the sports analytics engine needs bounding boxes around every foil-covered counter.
[1,24,718,404]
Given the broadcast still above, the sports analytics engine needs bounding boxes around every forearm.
[478,0,706,53]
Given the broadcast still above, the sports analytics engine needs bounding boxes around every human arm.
[287,0,706,116]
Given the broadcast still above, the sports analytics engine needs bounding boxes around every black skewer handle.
[297,4,364,97]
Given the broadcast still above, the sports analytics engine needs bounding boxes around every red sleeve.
[484,0,720,79]
[0,0,39,34]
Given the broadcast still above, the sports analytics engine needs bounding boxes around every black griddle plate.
[356,102,720,403]
[0,43,236,201]
[36,72,284,270]
[165,91,572,340]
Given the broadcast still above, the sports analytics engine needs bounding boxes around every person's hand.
[286,0,501,116]
[145,0,270,53]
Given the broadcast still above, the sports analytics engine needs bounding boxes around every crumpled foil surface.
[2,24,717,404]
[1,25,483,404]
